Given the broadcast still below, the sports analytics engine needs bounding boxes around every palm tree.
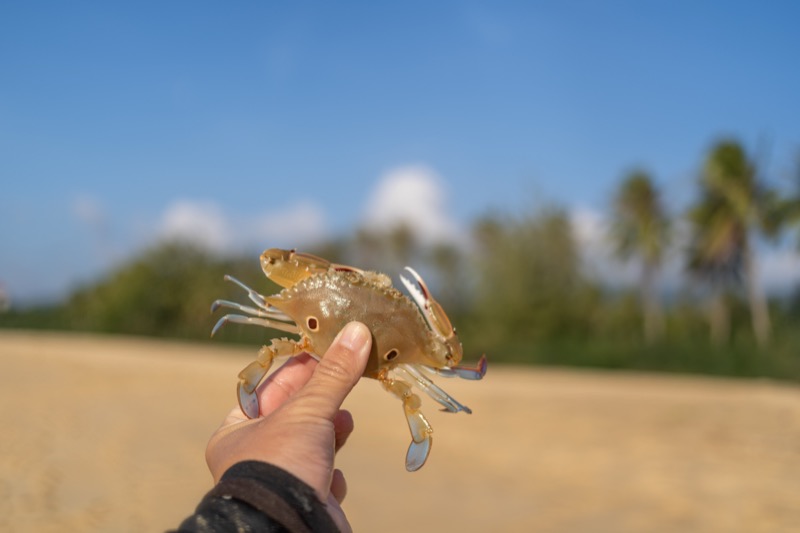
[784,152,800,246]
[610,170,670,344]
[692,140,780,346]
[388,223,416,268]
[686,193,743,345]
[354,228,382,270]
[789,198,800,247]
[428,242,462,310]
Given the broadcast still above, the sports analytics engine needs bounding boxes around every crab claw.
[400,267,452,336]
[399,267,451,333]
[259,248,328,288]
[400,266,464,364]
[399,266,431,312]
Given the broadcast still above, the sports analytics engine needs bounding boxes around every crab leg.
[223,275,272,311]
[237,337,309,418]
[211,299,292,322]
[211,314,300,337]
[378,371,433,472]
[396,364,472,414]
[211,275,297,336]
[425,355,488,380]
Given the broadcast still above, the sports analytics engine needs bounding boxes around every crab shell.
[264,269,454,378]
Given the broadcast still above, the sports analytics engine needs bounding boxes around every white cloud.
[760,246,800,295]
[251,200,327,248]
[71,194,116,263]
[362,165,465,247]
[159,200,230,252]
[571,206,638,287]
[72,195,107,226]
[571,206,690,291]
[156,199,327,253]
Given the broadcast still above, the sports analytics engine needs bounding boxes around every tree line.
[2,138,799,380]
[612,140,799,347]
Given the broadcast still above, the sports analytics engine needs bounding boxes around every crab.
[211,248,487,471]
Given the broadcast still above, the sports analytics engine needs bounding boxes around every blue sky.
[2,2,799,303]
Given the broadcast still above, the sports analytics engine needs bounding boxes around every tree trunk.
[742,241,771,347]
[709,290,729,346]
[641,261,664,344]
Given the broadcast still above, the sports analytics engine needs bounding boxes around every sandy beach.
[1,330,798,532]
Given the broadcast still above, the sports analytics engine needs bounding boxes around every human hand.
[205,321,372,532]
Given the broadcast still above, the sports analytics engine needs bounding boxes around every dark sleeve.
[171,461,340,533]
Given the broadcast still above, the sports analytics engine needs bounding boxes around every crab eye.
[384,349,399,361]
[306,316,319,331]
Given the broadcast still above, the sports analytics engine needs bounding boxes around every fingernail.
[338,322,369,351]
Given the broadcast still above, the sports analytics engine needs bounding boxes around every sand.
[1,330,799,532]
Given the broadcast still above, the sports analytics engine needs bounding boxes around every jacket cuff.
[205,460,339,533]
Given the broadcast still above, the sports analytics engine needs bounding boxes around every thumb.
[296,321,372,419]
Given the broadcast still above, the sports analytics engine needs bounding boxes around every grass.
[478,330,800,382]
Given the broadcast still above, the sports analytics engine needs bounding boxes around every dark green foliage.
[466,209,600,354]
[2,241,277,344]
[0,306,69,331]
[64,241,227,338]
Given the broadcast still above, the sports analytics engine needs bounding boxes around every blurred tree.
[469,209,597,354]
[789,199,800,247]
[782,151,800,248]
[610,170,670,344]
[352,224,419,275]
[685,196,740,345]
[67,241,226,337]
[353,228,383,270]
[388,223,416,267]
[689,140,783,346]
[308,238,349,265]
[428,242,464,310]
